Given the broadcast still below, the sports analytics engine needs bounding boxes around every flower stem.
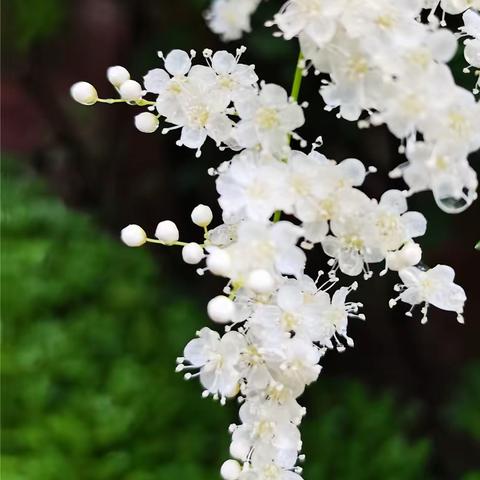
[273,50,304,223]
[290,51,304,102]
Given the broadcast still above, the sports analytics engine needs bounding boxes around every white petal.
[143,68,170,93]
[165,49,191,76]
[402,211,427,238]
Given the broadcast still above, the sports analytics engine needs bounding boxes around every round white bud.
[386,252,402,272]
[70,82,98,105]
[220,460,241,480]
[246,269,275,293]
[107,65,130,87]
[207,296,235,324]
[206,249,231,276]
[134,112,159,133]
[119,80,143,101]
[120,224,146,247]
[182,243,204,265]
[387,242,422,272]
[400,242,422,266]
[155,220,179,244]
[191,204,213,227]
[229,439,249,461]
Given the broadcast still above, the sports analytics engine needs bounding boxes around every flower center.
[256,107,280,129]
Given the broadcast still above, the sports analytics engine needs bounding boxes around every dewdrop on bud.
[246,269,274,293]
[119,80,143,101]
[107,66,130,87]
[121,224,146,247]
[135,112,159,133]
[191,204,213,227]
[207,296,235,324]
[206,249,231,276]
[155,220,179,244]
[70,82,98,105]
[182,243,204,265]
[220,460,241,480]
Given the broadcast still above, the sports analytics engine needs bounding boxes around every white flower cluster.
[265,0,480,213]
[72,44,467,479]
[71,1,472,477]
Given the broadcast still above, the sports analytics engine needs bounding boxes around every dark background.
[2,1,480,479]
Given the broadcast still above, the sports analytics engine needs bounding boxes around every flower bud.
[107,65,130,87]
[155,220,179,244]
[220,459,241,480]
[119,80,143,101]
[182,243,204,264]
[206,249,231,276]
[135,112,159,133]
[207,296,235,324]
[191,204,213,227]
[400,242,422,266]
[229,439,249,461]
[246,269,275,293]
[387,242,422,271]
[70,82,98,105]
[121,224,146,247]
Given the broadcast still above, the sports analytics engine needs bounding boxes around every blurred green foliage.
[3,0,67,53]
[447,362,480,442]
[2,159,478,479]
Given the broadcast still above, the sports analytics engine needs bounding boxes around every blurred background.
[1,1,480,479]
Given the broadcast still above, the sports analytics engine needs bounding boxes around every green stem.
[290,51,304,102]
[146,238,190,247]
[273,50,304,223]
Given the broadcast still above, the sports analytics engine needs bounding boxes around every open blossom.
[233,83,305,156]
[220,220,306,280]
[182,327,244,398]
[392,265,467,324]
[216,150,290,222]
[206,0,261,41]
[398,141,479,212]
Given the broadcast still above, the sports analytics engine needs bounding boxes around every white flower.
[321,189,383,277]
[274,336,322,392]
[393,265,466,323]
[232,397,302,460]
[225,221,306,280]
[233,83,304,156]
[370,189,426,254]
[249,280,330,342]
[206,0,261,41]
[216,150,291,222]
[273,0,345,47]
[183,327,245,397]
[399,140,478,212]
[207,49,259,103]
